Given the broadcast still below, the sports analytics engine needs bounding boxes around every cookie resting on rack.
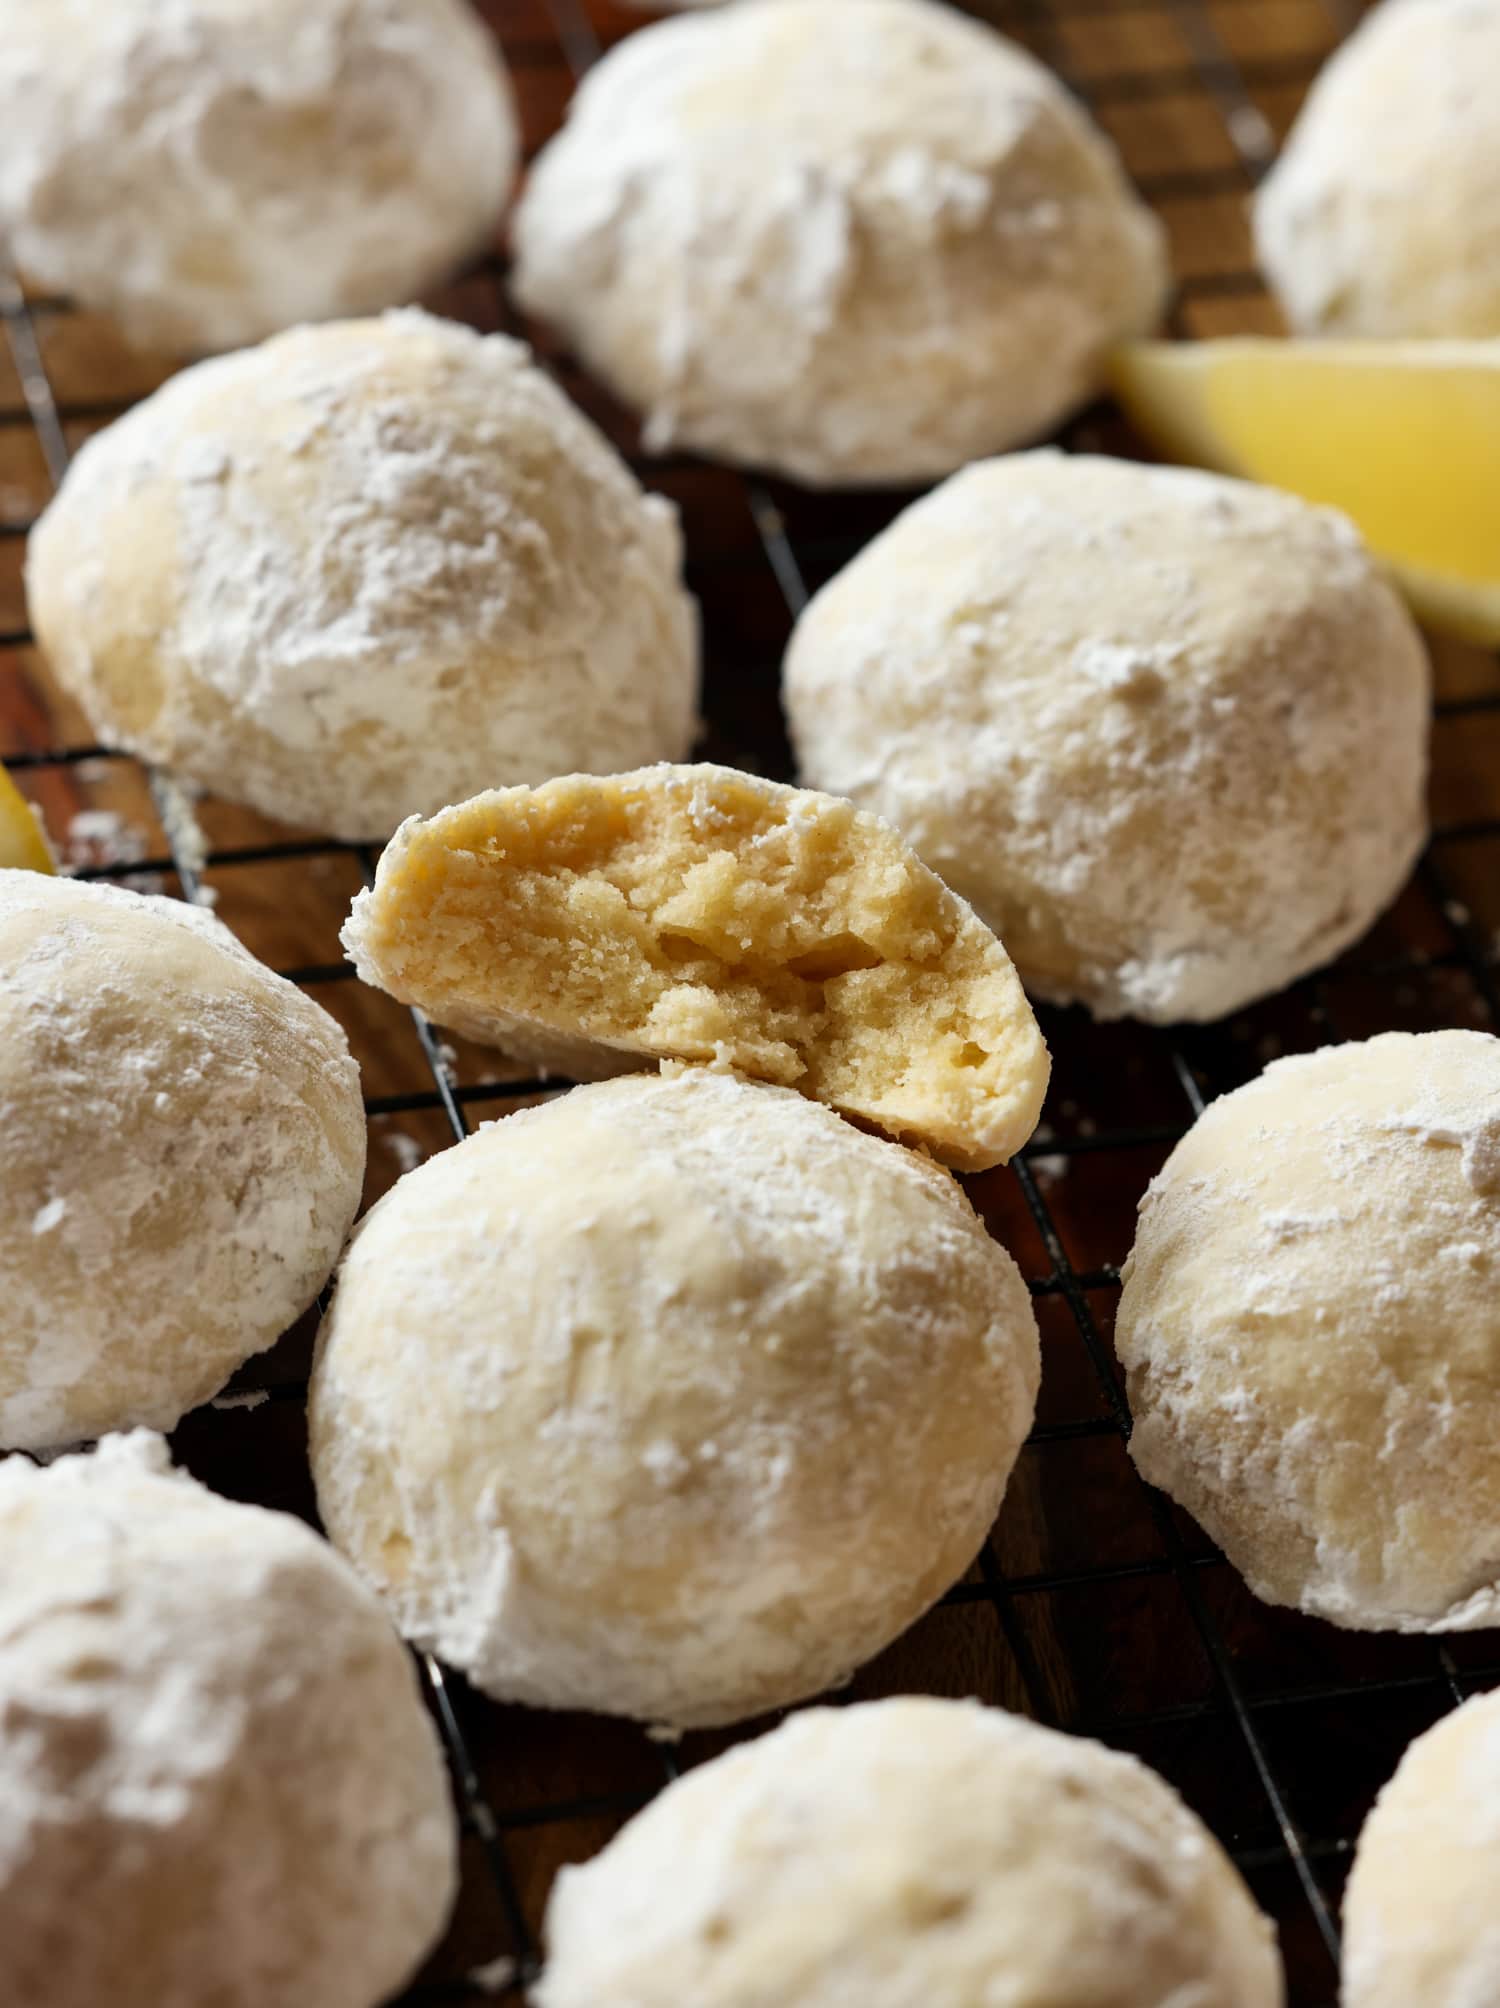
[26,311,698,842]
[1343,1687,1500,2008]
[0,1434,457,2008]
[342,764,1049,1173]
[512,0,1166,486]
[0,0,517,355]
[786,451,1430,1023]
[1256,0,1500,337]
[308,1069,1040,1729]
[535,1698,1284,2007]
[0,871,365,1452]
[1118,1031,1500,1631]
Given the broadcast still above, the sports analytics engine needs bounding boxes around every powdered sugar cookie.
[1118,1031,1500,1630]
[0,1433,456,2008]
[514,0,1166,485]
[0,871,365,1450]
[27,313,698,840]
[0,0,517,354]
[537,1698,1283,2006]
[786,451,1428,1022]
[310,1070,1040,1727]
[1256,0,1500,336]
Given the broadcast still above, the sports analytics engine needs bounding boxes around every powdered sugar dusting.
[28,312,699,841]
[514,0,1165,485]
[0,1435,457,2002]
[538,1699,1280,2006]
[1255,0,1500,339]
[0,0,517,354]
[310,1068,1040,1729]
[0,873,365,1450]
[1119,1031,1500,1633]
[787,450,1429,1023]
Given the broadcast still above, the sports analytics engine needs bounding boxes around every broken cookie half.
[344,765,1050,1171]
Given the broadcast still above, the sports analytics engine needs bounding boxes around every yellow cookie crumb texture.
[346,765,1050,1171]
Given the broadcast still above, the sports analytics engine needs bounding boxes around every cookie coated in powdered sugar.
[0,0,517,354]
[536,1699,1283,2007]
[785,451,1430,1023]
[26,311,699,840]
[0,871,365,1451]
[0,1432,457,2008]
[1343,1689,1500,2008]
[309,1068,1040,1729]
[1255,0,1500,336]
[1118,1031,1500,1633]
[513,0,1166,486]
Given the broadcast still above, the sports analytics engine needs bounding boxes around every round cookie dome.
[0,0,517,356]
[26,311,699,841]
[785,451,1430,1023]
[0,1432,457,2008]
[1343,1688,1500,2008]
[1254,0,1500,337]
[536,1697,1284,2007]
[0,871,365,1451]
[309,1068,1040,1728]
[512,0,1167,487]
[1117,1030,1500,1631]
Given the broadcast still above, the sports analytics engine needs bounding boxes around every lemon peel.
[0,765,54,874]
[1111,337,1500,643]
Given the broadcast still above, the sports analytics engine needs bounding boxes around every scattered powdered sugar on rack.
[149,770,212,892]
[467,1954,519,1995]
[64,808,147,871]
[380,1129,426,1175]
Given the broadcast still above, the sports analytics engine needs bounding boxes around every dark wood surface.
[3,1,1499,2002]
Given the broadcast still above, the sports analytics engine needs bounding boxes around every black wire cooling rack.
[3,0,1500,2000]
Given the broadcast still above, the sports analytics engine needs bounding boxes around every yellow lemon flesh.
[0,764,54,873]
[1110,339,1500,644]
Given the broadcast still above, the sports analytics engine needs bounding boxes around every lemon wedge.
[1110,339,1500,644]
[0,763,54,874]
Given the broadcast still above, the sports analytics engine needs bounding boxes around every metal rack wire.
[2,0,1499,2000]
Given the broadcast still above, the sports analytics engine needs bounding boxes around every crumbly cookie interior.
[352,767,1048,1169]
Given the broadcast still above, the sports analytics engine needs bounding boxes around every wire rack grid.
[2,0,1500,2001]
